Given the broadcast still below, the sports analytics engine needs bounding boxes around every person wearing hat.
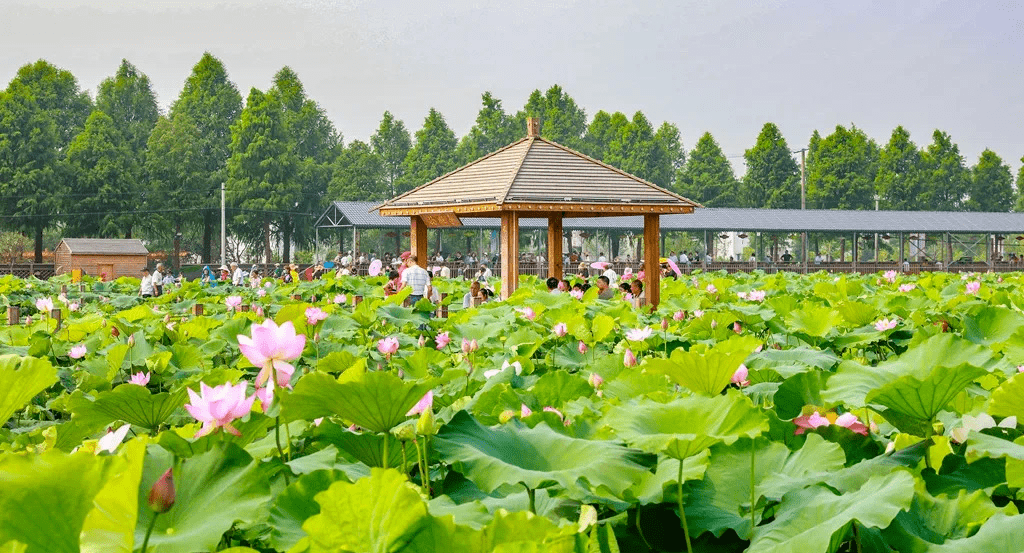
[139,267,155,298]
[218,265,230,282]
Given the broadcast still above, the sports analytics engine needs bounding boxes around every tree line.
[1,53,1021,264]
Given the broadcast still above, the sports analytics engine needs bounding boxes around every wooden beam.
[547,215,563,279]
[500,212,519,299]
[411,216,428,264]
[644,214,660,308]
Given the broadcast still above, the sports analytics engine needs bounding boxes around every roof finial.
[526,117,540,138]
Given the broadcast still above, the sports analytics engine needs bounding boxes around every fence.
[0,263,55,279]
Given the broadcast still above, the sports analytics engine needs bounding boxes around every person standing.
[231,262,244,286]
[400,254,431,303]
[153,263,165,296]
[139,267,155,298]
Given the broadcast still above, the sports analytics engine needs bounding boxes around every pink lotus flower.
[1018,365,1024,373]
[733,322,742,334]
[237,319,306,389]
[694,310,705,318]
[517,307,536,321]
[35,297,53,313]
[130,372,151,386]
[578,340,588,354]
[257,288,267,297]
[254,305,264,317]
[520,404,533,418]
[334,294,347,305]
[731,364,749,387]
[835,413,869,435]
[377,336,399,356]
[254,385,273,408]
[874,318,898,331]
[588,373,604,388]
[69,344,87,359]
[793,411,832,434]
[184,382,255,437]
[794,411,868,436]
[436,331,451,350]
[883,270,897,283]
[461,337,478,354]
[966,281,981,295]
[737,291,748,300]
[626,327,652,342]
[305,306,328,325]
[69,302,80,312]
[225,295,242,310]
[747,290,766,302]
[623,348,637,367]
[552,323,568,337]
[898,283,916,292]
[673,310,686,321]
[557,281,568,291]
[706,284,717,294]
[570,289,584,300]
[406,390,433,416]
[96,424,131,454]
[661,318,669,331]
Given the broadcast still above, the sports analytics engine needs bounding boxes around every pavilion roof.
[376,136,699,218]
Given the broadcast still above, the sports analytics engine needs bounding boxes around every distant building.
[55,238,149,280]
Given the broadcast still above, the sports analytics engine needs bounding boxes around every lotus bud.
[127,335,135,347]
[164,314,171,324]
[578,340,587,354]
[418,335,426,348]
[148,468,175,513]
[394,422,416,441]
[673,310,686,321]
[498,409,517,423]
[314,332,320,342]
[711,319,718,329]
[416,409,435,435]
[25,316,33,325]
[110,325,118,337]
[623,348,637,368]
[588,373,604,388]
[733,322,742,334]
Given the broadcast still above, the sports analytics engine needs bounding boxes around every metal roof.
[319,202,1024,235]
[59,238,149,255]
[376,136,699,215]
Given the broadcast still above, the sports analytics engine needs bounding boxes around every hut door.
[98,263,114,281]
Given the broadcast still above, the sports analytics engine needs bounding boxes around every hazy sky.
[3,0,1022,173]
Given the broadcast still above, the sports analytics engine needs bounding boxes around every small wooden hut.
[376,118,699,307]
[55,238,149,280]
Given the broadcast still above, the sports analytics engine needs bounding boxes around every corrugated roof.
[60,238,149,255]
[378,137,698,211]
[321,202,1024,234]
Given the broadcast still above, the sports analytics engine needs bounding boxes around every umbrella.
[666,258,682,277]
[323,261,335,269]
[368,259,383,276]
[590,261,610,270]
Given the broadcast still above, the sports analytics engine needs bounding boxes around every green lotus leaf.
[604,391,768,460]
[435,411,653,497]
[312,422,418,469]
[134,443,273,553]
[644,335,761,396]
[784,304,844,338]
[0,354,57,427]
[69,384,188,431]
[964,433,1024,464]
[280,369,435,433]
[867,363,989,430]
[773,371,830,419]
[961,306,1024,347]
[924,513,1024,552]
[268,469,351,551]
[528,371,592,408]
[989,373,1024,420]
[0,541,26,553]
[0,450,111,553]
[80,438,147,553]
[749,471,915,553]
[882,482,1016,553]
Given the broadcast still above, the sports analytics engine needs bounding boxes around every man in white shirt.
[400,254,431,303]
[477,262,492,281]
[679,252,689,265]
[231,262,244,286]
[139,267,155,297]
[598,253,607,262]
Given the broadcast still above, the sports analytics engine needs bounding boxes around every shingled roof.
[376,136,699,217]
[59,238,149,255]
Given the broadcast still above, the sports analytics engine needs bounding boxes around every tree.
[270,67,341,262]
[370,111,412,198]
[456,92,518,163]
[329,140,386,201]
[166,52,243,262]
[95,59,159,154]
[515,85,586,148]
[226,88,297,264]
[604,111,673,187]
[874,126,924,211]
[397,108,458,193]
[655,122,686,176]
[919,130,969,211]
[742,123,800,208]
[966,149,1013,212]
[65,111,140,237]
[806,125,879,210]
[0,232,30,265]
[0,60,90,260]
[1016,157,1024,212]
[582,110,626,160]
[674,132,739,206]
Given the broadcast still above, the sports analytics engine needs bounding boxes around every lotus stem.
[141,512,159,553]
[635,506,654,551]
[382,433,389,469]
[750,443,757,536]
[274,416,290,485]
[401,441,408,475]
[678,457,692,552]
[527,486,536,514]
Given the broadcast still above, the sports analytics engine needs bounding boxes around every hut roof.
[59,238,149,256]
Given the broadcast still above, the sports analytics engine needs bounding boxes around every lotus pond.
[0,270,1023,553]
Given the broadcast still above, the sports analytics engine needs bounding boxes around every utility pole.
[220,182,226,268]
[795,148,808,267]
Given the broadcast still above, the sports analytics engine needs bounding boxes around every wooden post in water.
[437,293,449,318]
[7,306,19,325]
[193,304,204,316]
[292,294,302,301]
[51,308,62,331]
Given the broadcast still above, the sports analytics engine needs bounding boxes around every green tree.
[1016,157,1024,212]
[0,60,90,260]
[397,108,458,193]
[674,132,739,206]
[95,59,159,153]
[166,52,243,262]
[806,124,879,210]
[582,110,627,160]
[269,67,341,262]
[874,126,924,211]
[966,149,1013,212]
[655,121,685,177]
[146,113,207,270]
[742,122,800,208]
[604,111,673,187]
[515,85,586,148]
[329,140,386,201]
[919,130,969,211]
[65,111,139,237]
[370,111,412,198]
[226,88,297,263]
[456,92,518,163]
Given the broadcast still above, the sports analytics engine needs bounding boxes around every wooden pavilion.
[375,119,700,307]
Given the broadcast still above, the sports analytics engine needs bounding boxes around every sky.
[2,0,1022,173]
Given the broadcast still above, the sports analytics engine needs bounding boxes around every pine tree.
[674,132,739,206]
[806,125,879,210]
[397,108,458,193]
[456,92,518,163]
[875,126,924,210]
[742,123,800,208]
[919,130,969,211]
[967,149,1013,212]
[329,140,386,201]
[370,111,412,197]
[65,111,139,237]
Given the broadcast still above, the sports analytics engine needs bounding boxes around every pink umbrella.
[368,259,383,276]
[590,261,610,270]
[666,258,682,277]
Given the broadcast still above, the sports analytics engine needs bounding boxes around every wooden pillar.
[547,215,563,279]
[410,216,428,265]
[7,306,20,325]
[899,232,905,271]
[500,211,519,299]
[852,234,858,272]
[644,215,661,308]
